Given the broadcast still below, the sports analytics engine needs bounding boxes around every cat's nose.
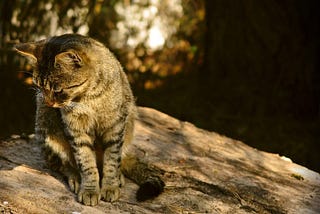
[44,98,55,107]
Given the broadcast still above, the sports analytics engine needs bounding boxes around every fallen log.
[0,107,319,213]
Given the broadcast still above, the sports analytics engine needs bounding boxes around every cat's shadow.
[0,136,70,189]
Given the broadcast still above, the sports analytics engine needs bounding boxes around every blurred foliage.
[0,0,319,172]
[1,0,205,91]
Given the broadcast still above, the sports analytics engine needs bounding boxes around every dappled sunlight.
[147,26,165,49]
[106,0,204,90]
[110,0,182,50]
[9,2,89,40]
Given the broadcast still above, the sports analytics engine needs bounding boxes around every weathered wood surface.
[0,107,319,214]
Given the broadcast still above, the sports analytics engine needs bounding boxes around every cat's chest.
[60,102,119,133]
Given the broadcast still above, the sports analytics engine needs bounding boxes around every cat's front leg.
[68,131,100,206]
[100,130,125,202]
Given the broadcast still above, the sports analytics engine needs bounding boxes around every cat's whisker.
[30,86,40,92]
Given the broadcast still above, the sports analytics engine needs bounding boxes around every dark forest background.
[0,0,319,172]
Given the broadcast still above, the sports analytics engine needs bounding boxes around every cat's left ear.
[14,42,38,63]
[55,51,83,68]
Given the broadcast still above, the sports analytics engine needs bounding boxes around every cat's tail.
[121,155,165,201]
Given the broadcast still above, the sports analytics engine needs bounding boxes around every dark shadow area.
[0,51,35,138]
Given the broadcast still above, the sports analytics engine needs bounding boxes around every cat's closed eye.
[54,89,63,94]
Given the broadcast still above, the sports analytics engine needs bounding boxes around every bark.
[0,107,319,214]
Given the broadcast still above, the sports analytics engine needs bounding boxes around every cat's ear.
[14,43,37,63]
[54,51,83,68]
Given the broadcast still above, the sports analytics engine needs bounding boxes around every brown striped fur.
[15,34,137,206]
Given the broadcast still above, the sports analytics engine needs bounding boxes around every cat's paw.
[100,186,121,202]
[78,187,100,206]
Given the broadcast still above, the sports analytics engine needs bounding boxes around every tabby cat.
[15,34,163,206]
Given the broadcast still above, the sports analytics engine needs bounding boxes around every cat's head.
[15,34,95,108]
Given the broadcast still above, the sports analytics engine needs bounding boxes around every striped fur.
[16,34,136,206]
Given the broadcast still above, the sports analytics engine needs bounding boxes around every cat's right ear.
[14,43,37,63]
